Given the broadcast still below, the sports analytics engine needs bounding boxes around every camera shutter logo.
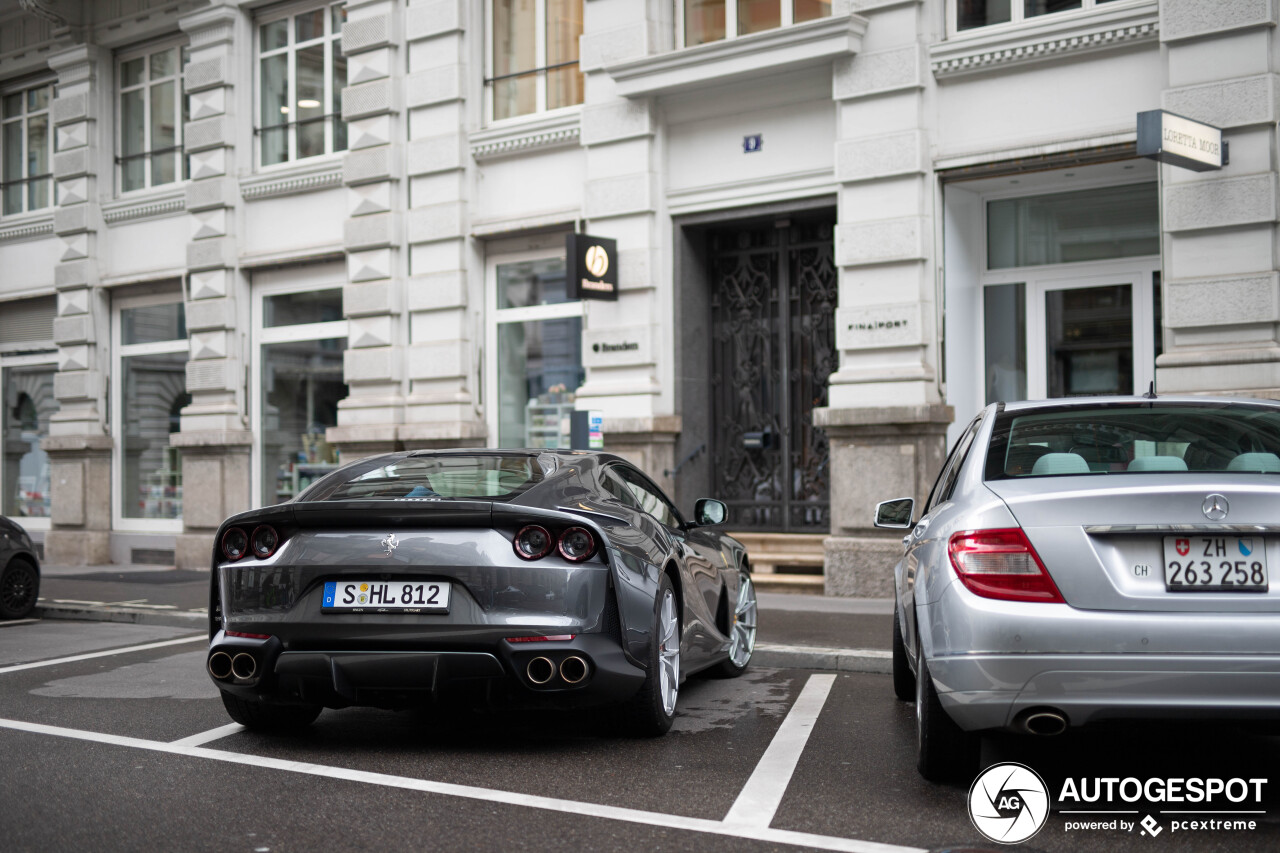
[968,763,1051,844]
[585,244,609,278]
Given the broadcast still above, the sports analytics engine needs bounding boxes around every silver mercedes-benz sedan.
[875,396,1280,781]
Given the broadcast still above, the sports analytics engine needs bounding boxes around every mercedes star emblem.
[1202,494,1230,521]
[381,533,399,556]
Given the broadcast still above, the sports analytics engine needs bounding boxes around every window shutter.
[0,296,55,346]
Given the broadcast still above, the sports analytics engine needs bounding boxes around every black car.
[207,450,757,735]
[0,517,40,620]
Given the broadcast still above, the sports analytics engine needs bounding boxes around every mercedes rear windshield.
[985,402,1280,480]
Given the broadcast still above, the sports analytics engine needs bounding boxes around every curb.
[36,603,207,631]
[753,642,892,674]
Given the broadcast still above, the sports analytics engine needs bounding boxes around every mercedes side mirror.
[692,498,728,527]
[874,497,914,529]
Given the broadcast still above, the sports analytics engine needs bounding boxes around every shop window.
[986,183,1158,270]
[257,2,348,167]
[955,0,1123,33]
[254,283,347,506]
[114,299,190,526]
[1,80,55,216]
[487,0,583,122]
[261,339,347,504]
[487,250,585,449]
[117,42,190,194]
[983,282,1026,404]
[682,0,831,47]
[2,365,55,520]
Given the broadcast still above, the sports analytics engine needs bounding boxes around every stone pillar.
[817,0,949,595]
[815,405,951,596]
[577,0,671,482]
[396,0,484,450]
[601,415,681,497]
[173,3,252,568]
[43,41,111,565]
[1156,1,1280,396]
[327,0,406,459]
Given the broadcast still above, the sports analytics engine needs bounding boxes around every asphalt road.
[2,620,1279,852]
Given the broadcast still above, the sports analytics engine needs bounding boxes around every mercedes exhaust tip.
[526,657,555,685]
[1020,710,1068,736]
[207,651,233,680]
[230,653,258,681]
[559,656,589,685]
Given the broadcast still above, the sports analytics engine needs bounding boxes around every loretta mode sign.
[1137,110,1226,172]
[566,233,618,301]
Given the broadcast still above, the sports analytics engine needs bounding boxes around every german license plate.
[1163,536,1268,592]
[322,580,450,612]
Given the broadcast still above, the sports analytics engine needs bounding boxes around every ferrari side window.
[601,468,642,510]
[613,465,679,528]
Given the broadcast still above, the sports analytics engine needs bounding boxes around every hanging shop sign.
[566,233,619,301]
[1137,110,1226,172]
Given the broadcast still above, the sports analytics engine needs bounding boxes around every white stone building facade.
[0,0,1274,587]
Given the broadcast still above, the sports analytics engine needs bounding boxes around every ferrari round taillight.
[221,527,248,561]
[514,525,553,560]
[250,525,279,560]
[558,527,595,562]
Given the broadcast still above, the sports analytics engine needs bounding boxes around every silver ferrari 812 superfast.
[876,396,1280,780]
[206,450,756,736]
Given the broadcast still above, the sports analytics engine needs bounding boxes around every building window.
[2,363,56,523]
[252,279,347,506]
[487,0,583,122]
[486,242,585,448]
[117,43,190,194]
[979,181,1159,404]
[1,81,55,216]
[681,0,831,47]
[257,2,348,168]
[954,0,1123,33]
[113,296,191,529]
[986,182,1159,270]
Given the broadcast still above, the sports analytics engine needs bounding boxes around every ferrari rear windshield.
[985,403,1280,479]
[306,454,544,501]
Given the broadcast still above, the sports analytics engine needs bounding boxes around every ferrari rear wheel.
[717,570,757,677]
[220,691,322,732]
[915,637,977,782]
[617,575,680,736]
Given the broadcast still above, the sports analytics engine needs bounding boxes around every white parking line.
[170,723,245,747]
[724,673,836,828]
[0,635,205,675]
[0,716,921,853]
[0,619,40,628]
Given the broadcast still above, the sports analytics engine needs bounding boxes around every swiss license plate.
[322,580,451,613]
[1163,536,1268,592]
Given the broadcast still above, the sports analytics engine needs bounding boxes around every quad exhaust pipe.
[231,653,258,681]
[559,656,588,684]
[207,651,233,680]
[525,655,591,687]
[208,650,259,682]
[526,657,555,685]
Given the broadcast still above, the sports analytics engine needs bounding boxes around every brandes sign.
[566,233,619,301]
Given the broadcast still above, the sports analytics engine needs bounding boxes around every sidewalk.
[32,565,895,674]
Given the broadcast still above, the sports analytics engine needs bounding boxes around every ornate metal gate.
[708,214,836,532]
